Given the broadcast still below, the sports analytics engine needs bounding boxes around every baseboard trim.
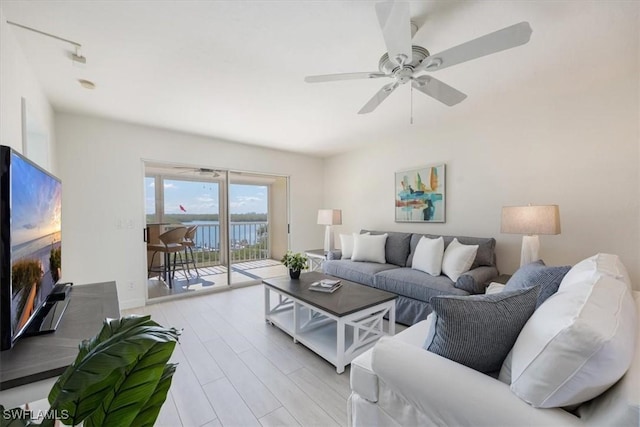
[119,298,146,310]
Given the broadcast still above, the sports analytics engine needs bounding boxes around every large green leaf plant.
[0,315,180,427]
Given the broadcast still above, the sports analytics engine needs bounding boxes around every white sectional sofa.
[348,254,639,426]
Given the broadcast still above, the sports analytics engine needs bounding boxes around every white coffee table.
[263,272,396,374]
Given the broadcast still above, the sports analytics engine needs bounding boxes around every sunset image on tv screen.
[10,152,61,336]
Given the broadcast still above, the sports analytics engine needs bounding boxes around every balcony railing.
[188,222,269,266]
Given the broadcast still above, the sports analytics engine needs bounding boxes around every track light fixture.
[6,20,87,64]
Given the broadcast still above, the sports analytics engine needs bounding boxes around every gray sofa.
[323,230,499,325]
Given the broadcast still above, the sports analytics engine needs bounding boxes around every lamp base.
[520,235,540,266]
[324,225,335,254]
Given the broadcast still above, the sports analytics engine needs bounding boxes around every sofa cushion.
[352,233,388,264]
[407,234,496,268]
[575,290,640,427]
[411,236,444,276]
[504,260,571,308]
[362,230,412,267]
[441,238,478,282]
[424,287,539,374]
[373,268,469,302]
[371,332,585,427]
[508,254,637,408]
[322,260,399,287]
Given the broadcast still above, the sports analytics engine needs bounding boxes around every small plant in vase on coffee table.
[281,251,308,279]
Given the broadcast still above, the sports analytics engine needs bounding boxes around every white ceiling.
[1,1,637,157]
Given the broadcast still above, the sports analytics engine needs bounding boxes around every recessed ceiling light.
[78,79,96,90]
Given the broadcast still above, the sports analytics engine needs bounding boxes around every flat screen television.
[0,145,68,351]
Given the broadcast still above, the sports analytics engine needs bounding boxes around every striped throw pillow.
[424,287,539,374]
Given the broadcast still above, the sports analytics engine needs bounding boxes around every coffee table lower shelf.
[264,286,395,374]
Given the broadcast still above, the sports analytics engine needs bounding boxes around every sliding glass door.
[144,163,288,299]
[228,172,288,285]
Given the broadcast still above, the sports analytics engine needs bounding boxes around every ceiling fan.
[305,1,532,114]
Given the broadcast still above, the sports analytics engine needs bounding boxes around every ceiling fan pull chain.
[410,85,414,125]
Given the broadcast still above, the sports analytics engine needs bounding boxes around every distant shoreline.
[150,212,267,223]
[12,231,61,260]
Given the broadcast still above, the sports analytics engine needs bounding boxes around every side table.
[305,249,326,272]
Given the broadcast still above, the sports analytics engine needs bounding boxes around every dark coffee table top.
[263,271,396,317]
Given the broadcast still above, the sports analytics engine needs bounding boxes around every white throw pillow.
[441,238,478,282]
[340,232,369,259]
[485,282,506,294]
[508,254,637,408]
[411,236,444,276]
[352,233,387,264]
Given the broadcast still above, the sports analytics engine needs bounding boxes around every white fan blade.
[412,76,467,106]
[358,82,399,114]
[375,1,412,66]
[418,22,532,72]
[304,72,387,83]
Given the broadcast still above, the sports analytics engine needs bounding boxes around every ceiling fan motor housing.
[378,45,430,77]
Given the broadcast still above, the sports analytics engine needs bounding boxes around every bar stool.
[182,225,199,277]
[147,226,187,288]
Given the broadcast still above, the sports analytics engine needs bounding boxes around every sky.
[11,152,62,246]
[145,177,267,215]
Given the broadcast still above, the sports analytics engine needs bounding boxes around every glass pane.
[144,176,156,223]
[229,175,288,284]
[163,179,220,268]
[230,183,268,262]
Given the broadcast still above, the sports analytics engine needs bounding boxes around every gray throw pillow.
[504,260,570,308]
[424,287,539,373]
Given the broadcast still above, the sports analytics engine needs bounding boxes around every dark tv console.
[0,282,119,390]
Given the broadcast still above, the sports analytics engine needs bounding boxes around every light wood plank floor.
[123,284,404,427]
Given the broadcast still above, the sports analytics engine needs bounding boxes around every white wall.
[324,6,640,288]
[55,113,325,308]
[0,10,56,171]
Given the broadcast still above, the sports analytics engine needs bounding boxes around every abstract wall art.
[395,164,446,223]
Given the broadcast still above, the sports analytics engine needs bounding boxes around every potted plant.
[0,315,180,427]
[281,251,308,279]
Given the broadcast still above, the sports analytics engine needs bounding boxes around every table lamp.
[501,205,561,266]
[317,209,342,253]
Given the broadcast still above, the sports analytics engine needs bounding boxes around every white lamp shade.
[317,209,342,226]
[501,205,561,235]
